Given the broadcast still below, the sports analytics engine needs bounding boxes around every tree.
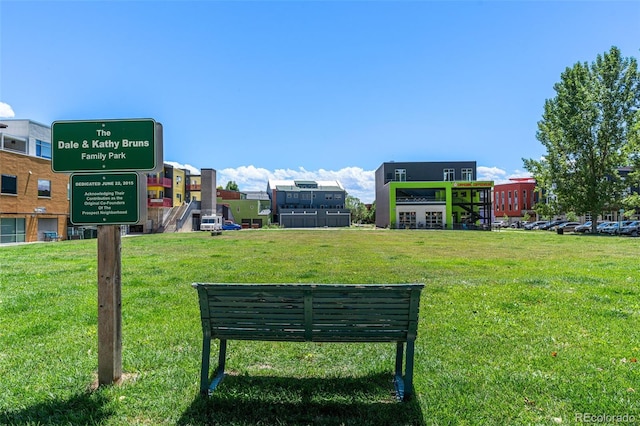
[225,181,239,191]
[524,47,640,233]
[623,113,640,212]
[366,201,376,224]
[345,195,375,224]
[346,194,366,224]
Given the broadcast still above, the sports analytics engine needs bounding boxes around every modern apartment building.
[267,179,351,228]
[0,120,69,242]
[375,161,493,230]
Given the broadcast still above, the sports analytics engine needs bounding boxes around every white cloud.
[165,162,532,204]
[218,165,377,203]
[477,166,532,184]
[507,169,533,181]
[477,166,508,183]
[164,162,377,203]
[164,161,200,175]
[0,102,15,118]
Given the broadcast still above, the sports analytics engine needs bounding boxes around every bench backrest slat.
[193,283,423,343]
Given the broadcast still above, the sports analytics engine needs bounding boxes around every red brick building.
[1,120,70,242]
[493,178,538,225]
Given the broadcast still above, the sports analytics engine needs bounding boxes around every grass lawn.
[1,228,638,425]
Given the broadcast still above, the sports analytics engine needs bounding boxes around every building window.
[0,218,26,243]
[38,179,51,197]
[36,140,52,159]
[1,174,17,195]
[523,190,527,209]
[443,169,455,181]
[399,211,416,229]
[425,211,443,229]
[4,137,27,153]
[461,168,473,181]
[514,190,518,211]
[325,194,333,200]
[395,169,407,182]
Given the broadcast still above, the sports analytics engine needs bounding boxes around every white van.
[200,215,222,232]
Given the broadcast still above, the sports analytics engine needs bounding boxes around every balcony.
[186,184,201,191]
[148,198,172,208]
[147,176,172,187]
[396,196,445,204]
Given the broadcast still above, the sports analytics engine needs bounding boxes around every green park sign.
[70,173,144,225]
[52,119,158,172]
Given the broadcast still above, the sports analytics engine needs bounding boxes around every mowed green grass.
[1,229,638,425]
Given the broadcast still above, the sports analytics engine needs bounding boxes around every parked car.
[524,221,547,230]
[596,221,612,231]
[555,221,581,232]
[599,221,631,235]
[574,221,602,233]
[539,220,567,231]
[602,221,634,235]
[599,222,616,234]
[492,220,508,228]
[620,221,640,237]
[222,221,242,231]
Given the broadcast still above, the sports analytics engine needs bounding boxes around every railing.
[278,207,350,213]
[186,184,201,191]
[148,198,172,208]
[176,200,199,231]
[147,177,172,187]
[396,196,445,204]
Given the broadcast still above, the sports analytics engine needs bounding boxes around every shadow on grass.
[177,373,425,426]
[0,391,113,425]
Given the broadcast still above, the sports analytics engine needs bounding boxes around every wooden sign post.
[52,119,162,387]
[97,225,122,384]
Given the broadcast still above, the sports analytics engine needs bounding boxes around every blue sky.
[1,0,639,203]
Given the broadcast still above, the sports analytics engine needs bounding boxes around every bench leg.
[394,342,406,401]
[200,334,212,395]
[393,341,416,401]
[208,339,227,393]
[404,340,416,400]
[200,338,228,395]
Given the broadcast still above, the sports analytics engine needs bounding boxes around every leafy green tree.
[366,201,376,224]
[345,195,376,224]
[225,181,239,191]
[623,113,640,211]
[524,47,640,232]
[346,194,366,224]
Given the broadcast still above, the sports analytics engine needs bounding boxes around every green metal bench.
[192,283,424,401]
